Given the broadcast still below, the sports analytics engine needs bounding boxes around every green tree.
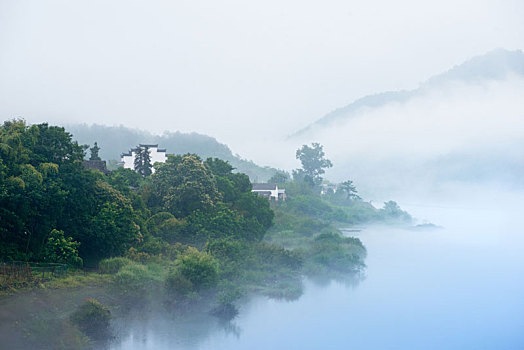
[338,180,360,200]
[380,201,412,222]
[134,146,152,177]
[174,247,219,291]
[204,157,234,177]
[295,143,332,185]
[233,193,274,241]
[268,171,290,184]
[42,229,83,267]
[0,120,141,264]
[150,154,221,217]
[0,120,84,261]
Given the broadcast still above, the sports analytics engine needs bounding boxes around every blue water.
[111,194,524,350]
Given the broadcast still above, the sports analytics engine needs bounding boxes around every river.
[109,190,524,350]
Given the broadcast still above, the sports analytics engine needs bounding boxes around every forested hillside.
[66,124,278,182]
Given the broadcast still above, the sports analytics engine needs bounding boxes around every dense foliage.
[70,298,111,339]
[0,120,142,263]
[0,121,275,265]
[1,121,413,327]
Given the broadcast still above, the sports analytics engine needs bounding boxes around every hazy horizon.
[2,0,524,163]
[2,3,524,348]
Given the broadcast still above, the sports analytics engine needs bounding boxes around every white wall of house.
[251,185,280,200]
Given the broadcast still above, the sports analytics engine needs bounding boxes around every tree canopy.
[134,146,152,177]
[295,143,332,185]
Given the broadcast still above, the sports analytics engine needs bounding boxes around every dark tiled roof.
[122,144,166,158]
[252,183,277,191]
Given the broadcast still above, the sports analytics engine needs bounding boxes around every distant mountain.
[292,48,524,137]
[67,124,278,182]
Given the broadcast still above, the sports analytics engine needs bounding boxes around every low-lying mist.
[254,76,524,201]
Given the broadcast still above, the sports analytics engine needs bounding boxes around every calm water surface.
[110,194,524,350]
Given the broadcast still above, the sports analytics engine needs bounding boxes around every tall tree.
[134,146,152,177]
[133,147,143,173]
[338,180,360,200]
[268,171,290,184]
[295,143,332,185]
[142,146,152,177]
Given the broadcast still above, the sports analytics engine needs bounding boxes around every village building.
[120,144,167,173]
[320,183,338,195]
[251,183,286,201]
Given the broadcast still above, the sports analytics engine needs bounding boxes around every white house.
[252,183,286,201]
[320,183,338,195]
[120,144,167,173]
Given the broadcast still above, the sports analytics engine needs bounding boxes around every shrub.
[70,298,111,339]
[305,233,366,273]
[112,263,163,297]
[98,257,133,274]
[165,269,195,299]
[42,229,83,267]
[205,239,245,262]
[175,247,219,291]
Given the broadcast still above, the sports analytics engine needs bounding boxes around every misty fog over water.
[2,1,524,349]
[107,188,524,350]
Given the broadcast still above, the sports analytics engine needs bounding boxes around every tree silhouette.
[134,146,152,177]
[295,143,332,185]
[338,180,360,200]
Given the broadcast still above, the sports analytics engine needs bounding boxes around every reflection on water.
[108,194,524,350]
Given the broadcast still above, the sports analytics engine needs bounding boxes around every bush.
[42,229,83,267]
[112,263,163,297]
[175,247,219,291]
[165,269,195,300]
[70,298,111,339]
[285,195,332,217]
[305,233,366,273]
[99,257,133,274]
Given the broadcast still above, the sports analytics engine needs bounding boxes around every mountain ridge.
[292,48,524,138]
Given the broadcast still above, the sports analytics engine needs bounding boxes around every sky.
[1,0,524,167]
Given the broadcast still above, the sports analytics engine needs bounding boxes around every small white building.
[120,144,167,173]
[252,183,286,201]
[320,183,338,195]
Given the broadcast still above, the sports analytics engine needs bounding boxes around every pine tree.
[142,146,152,177]
[134,145,152,177]
[134,146,143,173]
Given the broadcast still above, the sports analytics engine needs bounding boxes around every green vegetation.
[70,298,111,339]
[0,120,412,342]
[294,142,333,185]
[42,229,83,267]
[98,257,134,274]
[134,145,153,177]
